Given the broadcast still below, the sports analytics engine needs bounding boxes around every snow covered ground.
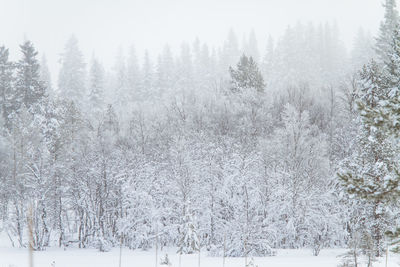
[0,247,399,267]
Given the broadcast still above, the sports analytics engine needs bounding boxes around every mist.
[1,0,385,74]
[1,1,400,266]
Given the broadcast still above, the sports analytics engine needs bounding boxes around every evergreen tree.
[244,29,260,63]
[156,45,175,97]
[141,50,154,99]
[376,0,400,67]
[58,35,86,108]
[229,54,265,93]
[126,45,141,101]
[261,35,274,83]
[339,60,400,256]
[40,55,53,98]
[176,42,193,92]
[362,1,400,253]
[220,29,240,76]
[0,46,14,128]
[351,28,375,71]
[112,47,128,109]
[15,41,46,110]
[88,57,105,115]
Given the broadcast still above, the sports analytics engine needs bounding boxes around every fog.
[1,0,386,75]
[2,0,400,262]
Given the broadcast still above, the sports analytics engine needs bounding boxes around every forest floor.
[1,246,399,267]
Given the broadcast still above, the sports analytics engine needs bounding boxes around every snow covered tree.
[126,45,141,101]
[243,30,260,63]
[0,46,14,129]
[176,43,193,92]
[156,45,175,97]
[220,29,240,77]
[178,204,200,254]
[140,50,154,99]
[376,0,400,66]
[337,1,400,256]
[351,28,375,71]
[15,41,46,109]
[88,56,105,115]
[58,35,86,108]
[112,47,129,111]
[229,54,265,93]
[39,55,52,98]
[339,60,400,256]
[262,103,333,249]
[261,35,274,85]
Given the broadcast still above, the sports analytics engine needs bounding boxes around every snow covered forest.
[1,0,400,264]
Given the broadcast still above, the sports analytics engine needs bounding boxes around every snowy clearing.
[0,247,399,267]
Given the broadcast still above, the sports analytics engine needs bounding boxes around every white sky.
[0,0,391,78]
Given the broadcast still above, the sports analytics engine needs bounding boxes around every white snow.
[0,247,399,267]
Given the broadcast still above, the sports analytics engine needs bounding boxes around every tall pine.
[0,46,14,128]
[58,35,86,108]
[339,0,400,256]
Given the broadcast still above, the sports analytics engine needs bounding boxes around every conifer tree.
[362,1,400,253]
[15,41,46,110]
[127,46,141,101]
[141,50,154,99]
[229,54,265,93]
[376,0,400,66]
[339,60,400,256]
[0,46,14,128]
[40,55,52,98]
[58,35,86,108]
[88,57,105,115]
[244,30,260,63]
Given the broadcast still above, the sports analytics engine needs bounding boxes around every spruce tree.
[229,54,265,93]
[58,35,86,108]
[367,2,400,253]
[40,55,53,98]
[126,45,140,101]
[88,57,105,115]
[244,30,260,63]
[339,60,400,256]
[141,50,153,99]
[0,46,14,128]
[376,0,400,67]
[15,41,46,110]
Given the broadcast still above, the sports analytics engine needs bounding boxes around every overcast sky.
[0,0,390,78]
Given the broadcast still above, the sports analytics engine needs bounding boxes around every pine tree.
[339,60,400,256]
[220,29,240,76]
[176,42,193,92]
[229,54,265,93]
[39,55,53,98]
[156,45,175,97]
[376,0,400,67]
[112,47,128,109]
[261,35,274,83]
[15,41,46,110]
[370,4,400,252]
[88,56,105,115]
[141,50,154,99]
[126,45,141,101]
[244,30,260,63]
[351,28,375,71]
[58,35,86,108]
[0,46,14,128]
